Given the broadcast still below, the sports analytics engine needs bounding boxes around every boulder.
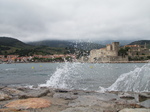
[53,93,78,100]
[55,89,70,93]
[118,92,135,99]
[139,93,150,98]
[0,91,12,101]
[2,87,26,98]
[0,108,28,112]
[119,108,150,112]
[5,98,51,109]
[0,85,5,90]
[20,89,49,98]
[140,99,150,108]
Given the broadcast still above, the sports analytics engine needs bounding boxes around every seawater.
[0,62,149,92]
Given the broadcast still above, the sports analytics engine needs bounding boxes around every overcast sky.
[0,0,150,42]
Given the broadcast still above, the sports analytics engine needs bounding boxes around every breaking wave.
[106,63,150,92]
[39,62,82,89]
[39,62,150,93]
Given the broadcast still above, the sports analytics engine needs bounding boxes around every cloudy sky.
[0,0,150,42]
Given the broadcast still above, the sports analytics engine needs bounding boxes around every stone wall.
[94,56,128,63]
[88,42,128,62]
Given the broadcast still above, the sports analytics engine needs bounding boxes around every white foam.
[39,62,81,89]
[107,63,150,92]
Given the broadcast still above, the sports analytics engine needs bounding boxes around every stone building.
[89,42,128,62]
[124,44,150,57]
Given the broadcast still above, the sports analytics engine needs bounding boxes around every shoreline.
[0,86,149,112]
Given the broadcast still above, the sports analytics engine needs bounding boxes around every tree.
[118,48,128,57]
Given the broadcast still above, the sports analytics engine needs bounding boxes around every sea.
[0,62,149,92]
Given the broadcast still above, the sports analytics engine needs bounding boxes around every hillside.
[0,37,30,48]
[129,40,150,48]
[28,40,72,48]
[0,37,67,56]
[0,37,95,57]
[28,40,104,50]
[73,42,104,50]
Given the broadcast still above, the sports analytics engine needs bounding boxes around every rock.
[68,95,115,108]
[119,108,150,112]
[139,93,150,98]
[140,99,150,108]
[0,91,12,101]
[0,108,28,112]
[2,87,26,98]
[118,92,134,99]
[61,106,104,112]
[55,89,70,93]
[20,88,49,98]
[0,85,5,90]
[139,93,150,102]
[1,87,50,99]
[53,93,78,100]
[5,98,51,109]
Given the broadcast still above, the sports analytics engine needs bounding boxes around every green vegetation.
[28,40,104,50]
[0,37,90,57]
[128,56,147,61]
[129,40,150,48]
[0,37,69,56]
[118,47,130,57]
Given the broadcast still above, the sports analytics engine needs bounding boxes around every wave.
[106,63,150,92]
[39,62,150,93]
[39,62,82,89]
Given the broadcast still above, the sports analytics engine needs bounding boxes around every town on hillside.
[1,42,150,63]
[0,54,76,63]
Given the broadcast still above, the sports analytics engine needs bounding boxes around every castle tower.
[144,43,147,49]
[112,42,119,56]
[106,44,112,51]
[112,42,119,51]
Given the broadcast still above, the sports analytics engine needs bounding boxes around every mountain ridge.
[129,40,150,48]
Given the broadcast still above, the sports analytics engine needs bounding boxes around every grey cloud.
[0,0,150,42]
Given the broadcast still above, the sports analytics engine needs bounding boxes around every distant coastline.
[1,60,149,64]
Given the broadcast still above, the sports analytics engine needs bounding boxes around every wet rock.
[0,85,5,90]
[0,108,28,112]
[139,93,150,98]
[119,108,150,112]
[103,110,117,112]
[69,95,115,108]
[0,91,12,101]
[2,87,26,98]
[20,89,49,98]
[53,93,78,100]
[115,99,142,108]
[5,98,51,109]
[61,106,104,112]
[118,92,135,100]
[55,89,70,93]
[129,103,143,108]
[140,99,150,108]
[139,93,150,102]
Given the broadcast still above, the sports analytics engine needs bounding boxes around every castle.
[79,42,150,63]
[89,42,128,62]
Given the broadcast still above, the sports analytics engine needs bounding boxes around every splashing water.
[39,62,82,89]
[107,63,150,92]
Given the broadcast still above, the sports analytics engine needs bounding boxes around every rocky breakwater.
[0,85,149,112]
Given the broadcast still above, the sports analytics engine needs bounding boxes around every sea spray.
[106,63,150,92]
[39,62,82,89]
